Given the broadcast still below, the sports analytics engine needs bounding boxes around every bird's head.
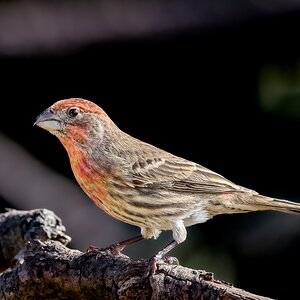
[34,98,115,147]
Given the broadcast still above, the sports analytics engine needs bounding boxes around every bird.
[34,98,300,271]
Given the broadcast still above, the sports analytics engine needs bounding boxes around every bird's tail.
[252,194,300,215]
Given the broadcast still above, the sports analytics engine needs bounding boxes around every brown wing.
[130,154,251,194]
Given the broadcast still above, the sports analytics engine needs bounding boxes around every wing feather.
[130,154,251,194]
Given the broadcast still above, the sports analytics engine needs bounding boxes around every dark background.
[1,1,300,298]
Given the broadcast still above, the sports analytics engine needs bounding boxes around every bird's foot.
[85,243,125,256]
[103,242,125,256]
[148,255,158,275]
[86,245,101,253]
[148,255,179,275]
[105,235,145,256]
[162,255,180,266]
[86,235,144,256]
[147,240,179,275]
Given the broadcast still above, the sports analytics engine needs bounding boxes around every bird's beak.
[34,108,62,131]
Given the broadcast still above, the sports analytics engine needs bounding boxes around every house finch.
[35,98,300,270]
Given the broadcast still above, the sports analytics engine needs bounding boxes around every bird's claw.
[86,245,101,253]
[162,255,180,266]
[148,255,158,275]
[85,244,125,257]
[103,243,124,256]
[147,255,180,275]
[86,243,124,256]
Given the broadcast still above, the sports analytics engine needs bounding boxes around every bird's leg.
[86,235,144,254]
[104,235,144,255]
[149,240,178,275]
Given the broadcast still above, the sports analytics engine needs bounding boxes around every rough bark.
[0,208,70,272]
[0,209,272,300]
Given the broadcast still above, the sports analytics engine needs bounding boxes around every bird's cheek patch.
[67,125,89,145]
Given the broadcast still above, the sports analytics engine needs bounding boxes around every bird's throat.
[59,138,109,211]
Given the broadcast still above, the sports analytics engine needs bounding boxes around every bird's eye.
[68,107,79,118]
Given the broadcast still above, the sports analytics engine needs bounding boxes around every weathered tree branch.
[0,209,272,300]
[0,208,70,272]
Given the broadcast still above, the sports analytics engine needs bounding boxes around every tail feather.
[253,194,300,215]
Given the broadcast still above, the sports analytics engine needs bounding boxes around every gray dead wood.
[0,209,272,300]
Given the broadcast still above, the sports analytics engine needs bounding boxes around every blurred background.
[1,0,300,298]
